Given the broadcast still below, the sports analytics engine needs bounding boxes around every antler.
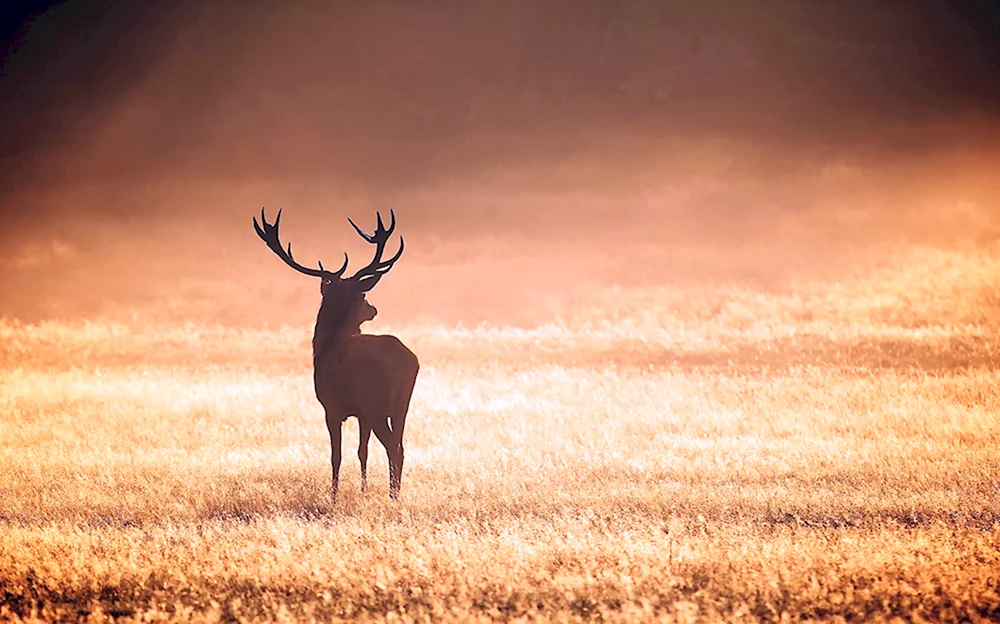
[253,208,348,278]
[347,209,405,292]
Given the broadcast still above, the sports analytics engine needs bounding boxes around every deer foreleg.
[325,412,343,501]
[358,422,372,495]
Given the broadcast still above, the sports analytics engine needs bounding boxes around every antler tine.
[372,235,404,270]
[326,252,350,277]
[358,236,404,278]
[253,207,349,278]
[348,209,396,243]
[315,253,350,277]
[348,218,375,243]
[377,209,396,236]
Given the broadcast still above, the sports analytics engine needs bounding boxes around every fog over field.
[2,2,1000,621]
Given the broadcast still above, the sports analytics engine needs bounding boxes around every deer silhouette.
[253,209,419,499]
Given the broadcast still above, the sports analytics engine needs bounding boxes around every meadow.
[1,237,999,622]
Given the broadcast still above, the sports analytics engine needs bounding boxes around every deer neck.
[312,298,358,371]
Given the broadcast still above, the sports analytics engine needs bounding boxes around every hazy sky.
[2,1,998,205]
[1,1,998,325]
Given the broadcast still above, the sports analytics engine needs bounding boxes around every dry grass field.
[2,239,999,622]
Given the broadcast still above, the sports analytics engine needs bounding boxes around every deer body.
[315,329,418,498]
[254,208,418,499]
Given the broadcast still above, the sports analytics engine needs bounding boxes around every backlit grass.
[1,241,999,621]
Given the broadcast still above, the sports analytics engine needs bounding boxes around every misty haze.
[1,1,999,621]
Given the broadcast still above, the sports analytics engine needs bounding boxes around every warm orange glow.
[1,2,999,620]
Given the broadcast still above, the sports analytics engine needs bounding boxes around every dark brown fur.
[313,281,418,498]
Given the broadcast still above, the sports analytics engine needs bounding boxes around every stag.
[253,208,419,499]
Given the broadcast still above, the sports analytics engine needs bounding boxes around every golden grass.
[2,241,999,622]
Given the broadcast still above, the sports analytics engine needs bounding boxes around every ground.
[1,240,999,622]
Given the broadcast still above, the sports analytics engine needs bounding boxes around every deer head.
[253,208,404,331]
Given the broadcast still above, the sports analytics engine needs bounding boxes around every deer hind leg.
[324,410,343,501]
[386,378,417,499]
[370,418,401,499]
[358,422,372,495]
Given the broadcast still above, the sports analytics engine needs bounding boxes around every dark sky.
[2,1,998,202]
